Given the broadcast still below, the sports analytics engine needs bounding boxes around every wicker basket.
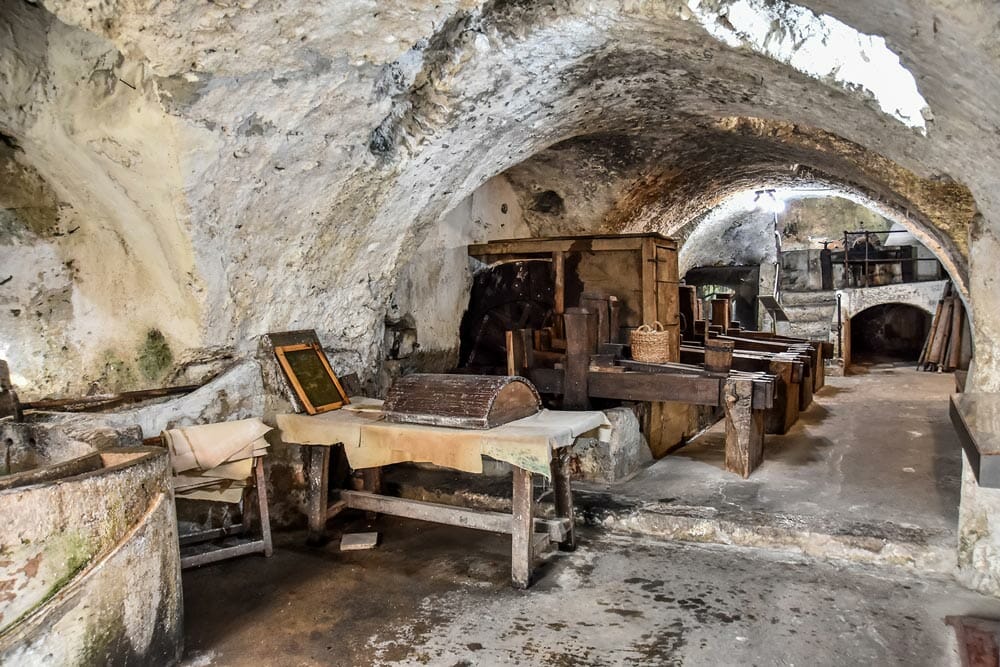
[630,322,671,363]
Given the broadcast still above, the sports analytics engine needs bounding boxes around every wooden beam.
[587,370,722,406]
[342,490,513,533]
[467,233,676,259]
[181,539,268,569]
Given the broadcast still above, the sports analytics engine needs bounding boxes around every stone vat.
[0,419,183,666]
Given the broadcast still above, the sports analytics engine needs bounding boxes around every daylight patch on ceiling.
[686,0,931,133]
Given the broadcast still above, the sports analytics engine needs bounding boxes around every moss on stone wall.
[138,329,173,382]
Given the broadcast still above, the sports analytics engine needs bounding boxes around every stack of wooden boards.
[918,281,966,372]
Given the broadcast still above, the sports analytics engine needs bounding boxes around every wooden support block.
[511,467,535,589]
[724,378,765,478]
[383,374,541,429]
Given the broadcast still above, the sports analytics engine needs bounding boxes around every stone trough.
[0,417,183,666]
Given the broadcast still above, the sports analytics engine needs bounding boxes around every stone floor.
[620,362,959,529]
[179,362,978,666]
[591,363,961,552]
[181,520,1000,666]
[386,363,962,571]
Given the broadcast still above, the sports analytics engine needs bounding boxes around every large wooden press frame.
[469,233,680,344]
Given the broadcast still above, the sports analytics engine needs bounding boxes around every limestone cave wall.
[4,0,1000,595]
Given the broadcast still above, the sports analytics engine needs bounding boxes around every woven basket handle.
[636,324,653,333]
[653,321,664,332]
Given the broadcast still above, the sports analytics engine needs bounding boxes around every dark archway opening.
[850,303,932,363]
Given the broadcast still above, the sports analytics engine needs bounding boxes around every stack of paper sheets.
[163,419,271,503]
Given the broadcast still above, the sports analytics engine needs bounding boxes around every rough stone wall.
[2,0,1000,593]
[4,0,992,399]
[383,175,529,389]
[0,2,202,397]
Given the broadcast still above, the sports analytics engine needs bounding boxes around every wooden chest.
[382,374,541,429]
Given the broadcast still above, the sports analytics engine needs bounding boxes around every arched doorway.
[849,303,932,365]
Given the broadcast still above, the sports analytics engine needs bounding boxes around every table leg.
[362,467,383,522]
[307,445,331,545]
[550,448,576,552]
[255,456,274,557]
[511,466,534,589]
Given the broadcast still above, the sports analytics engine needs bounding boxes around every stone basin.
[0,419,183,666]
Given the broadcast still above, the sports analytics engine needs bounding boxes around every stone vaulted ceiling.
[2,0,1000,395]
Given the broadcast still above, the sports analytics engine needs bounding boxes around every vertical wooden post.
[679,285,696,341]
[506,331,521,376]
[255,456,274,556]
[580,293,610,346]
[640,238,657,326]
[553,251,565,339]
[608,296,621,344]
[362,467,383,522]
[724,378,764,478]
[928,297,954,366]
[507,328,535,376]
[563,307,595,409]
[948,297,964,370]
[306,445,331,545]
[511,466,534,589]
[550,448,576,552]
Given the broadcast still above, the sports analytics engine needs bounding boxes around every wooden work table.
[278,400,608,588]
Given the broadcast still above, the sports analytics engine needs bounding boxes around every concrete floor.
[179,363,978,666]
[591,363,961,549]
[181,520,1000,666]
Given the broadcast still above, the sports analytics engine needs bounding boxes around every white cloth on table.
[277,399,610,479]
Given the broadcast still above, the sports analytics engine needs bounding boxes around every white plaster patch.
[687,0,930,132]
